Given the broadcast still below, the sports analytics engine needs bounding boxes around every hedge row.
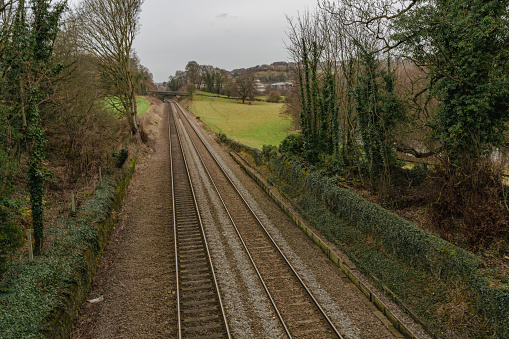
[269,154,508,337]
[216,126,509,337]
[0,157,136,338]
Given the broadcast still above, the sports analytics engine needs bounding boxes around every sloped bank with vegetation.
[0,157,136,338]
[217,134,508,338]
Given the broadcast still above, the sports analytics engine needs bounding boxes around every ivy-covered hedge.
[270,154,508,337]
[215,128,509,337]
[0,157,136,338]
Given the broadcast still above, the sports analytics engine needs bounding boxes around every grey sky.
[133,0,319,82]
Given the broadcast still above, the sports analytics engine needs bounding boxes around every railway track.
[170,101,344,339]
[169,104,230,339]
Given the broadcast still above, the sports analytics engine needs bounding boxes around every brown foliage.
[427,158,508,248]
[280,86,301,131]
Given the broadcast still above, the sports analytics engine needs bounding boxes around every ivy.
[0,0,66,255]
[392,0,509,165]
[353,47,405,188]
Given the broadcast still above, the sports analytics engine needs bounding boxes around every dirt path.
[72,100,177,338]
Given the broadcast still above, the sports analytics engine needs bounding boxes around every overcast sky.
[133,0,319,83]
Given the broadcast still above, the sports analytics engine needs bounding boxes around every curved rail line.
[170,101,344,339]
[169,104,231,339]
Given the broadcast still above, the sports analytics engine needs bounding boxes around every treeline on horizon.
[166,60,294,93]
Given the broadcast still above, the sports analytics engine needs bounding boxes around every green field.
[103,96,150,117]
[190,93,291,149]
[136,96,150,117]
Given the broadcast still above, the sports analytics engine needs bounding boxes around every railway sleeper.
[180,272,211,280]
[181,279,213,285]
[182,323,223,334]
[178,225,201,231]
[178,236,202,243]
[182,306,218,314]
[287,318,325,328]
[180,258,209,266]
[178,247,205,253]
[292,326,337,338]
[179,243,205,250]
[182,315,221,324]
[261,274,294,281]
[182,299,218,307]
[180,291,216,299]
[180,267,210,274]
[179,250,207,258]
[178,231,201,238]
[181,284,214,292]
[179,252,206,259]
[183,333,225,339]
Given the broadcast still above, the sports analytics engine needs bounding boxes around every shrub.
[266,91,282,103]
[408,162,428,186]
[273,154,509,336]
[427,159,508,247]
[261,145,278,164]
[279,134,304,156]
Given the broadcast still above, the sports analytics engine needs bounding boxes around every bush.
[0,157,136,338]
[217,133,228,144]
[271,154,509,337]
[261,145,278,164]
[427,159,508,247]
[266,91,282,103]
[279,134,304,156]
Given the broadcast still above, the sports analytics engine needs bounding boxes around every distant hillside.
[231,61,295,82]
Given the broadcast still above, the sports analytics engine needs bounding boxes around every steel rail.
[169,102,182,338]
[172,101,344,339]
[169,102,231,339]
[173,108,292,337]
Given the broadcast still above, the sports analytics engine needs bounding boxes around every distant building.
[270,82,293,90]
[255,79,268,93]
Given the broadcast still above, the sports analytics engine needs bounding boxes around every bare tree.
[75,0,143,135]
[185,60,202,90]
[235,74,257,104]
[168,70,187,91]
[47,13,122,178]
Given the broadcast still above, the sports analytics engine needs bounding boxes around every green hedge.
[218,127,507,336]
[271,155,508,337]
[215,131,509,336]
[0,157,136,338]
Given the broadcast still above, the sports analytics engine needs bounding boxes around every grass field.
[190,93,292,149]
[136,96,150,117]
[103,96,150,117]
